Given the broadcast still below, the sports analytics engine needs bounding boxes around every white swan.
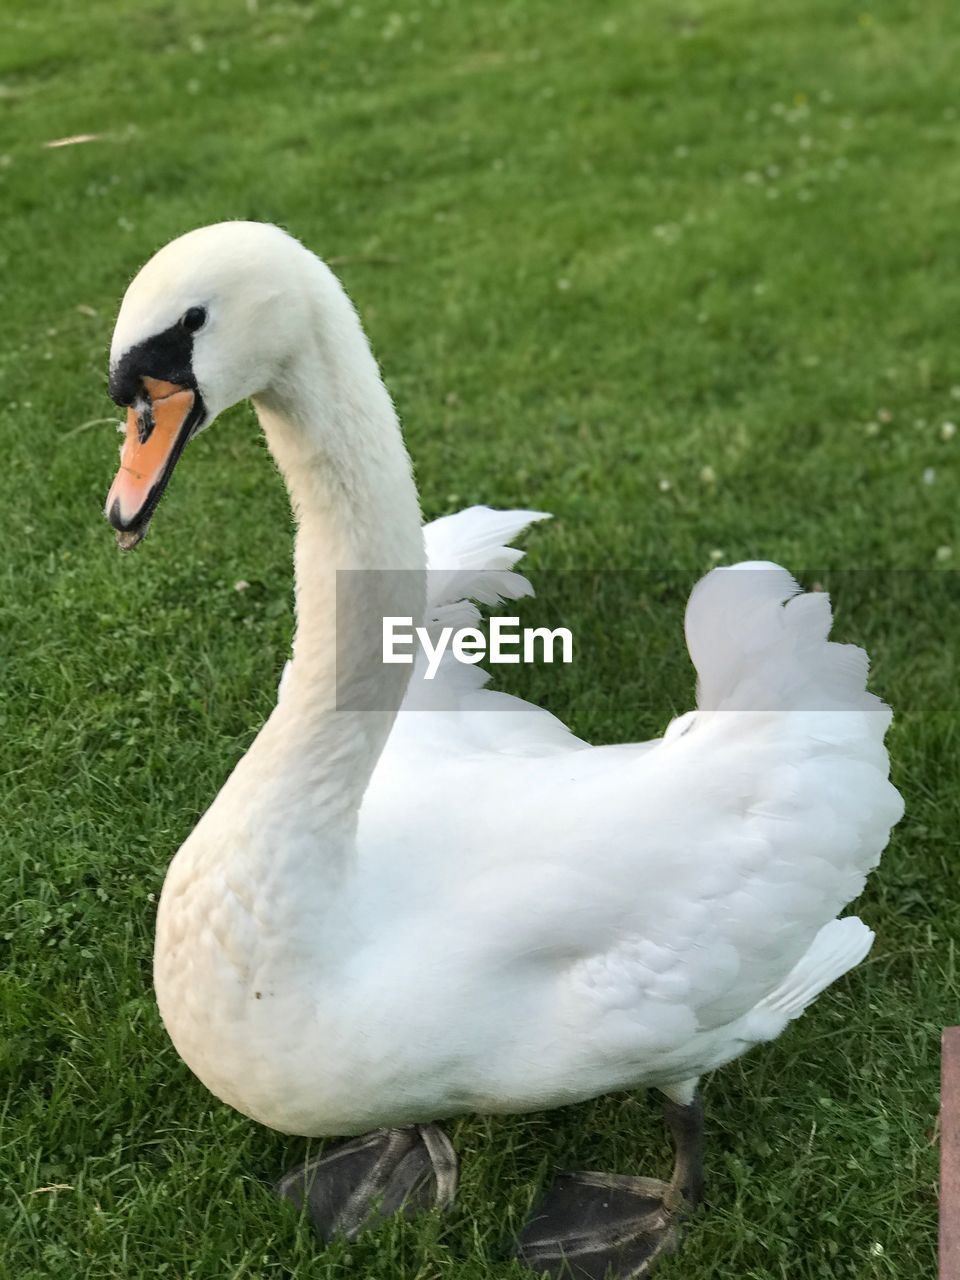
[103,221,903,1279]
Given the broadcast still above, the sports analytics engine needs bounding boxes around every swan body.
[107,223,903,1152]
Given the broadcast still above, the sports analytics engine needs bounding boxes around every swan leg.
[275,1123,458,1243]
[517,1092,704,1279]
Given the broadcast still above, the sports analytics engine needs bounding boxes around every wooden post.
[943,1028,960,1279]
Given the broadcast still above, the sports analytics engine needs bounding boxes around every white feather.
[116,224,904,1141]
[755,917,875,1021]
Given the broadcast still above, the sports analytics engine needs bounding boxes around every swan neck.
[248,267,425,822]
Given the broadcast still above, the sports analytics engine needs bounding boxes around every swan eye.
[180,306,207,334]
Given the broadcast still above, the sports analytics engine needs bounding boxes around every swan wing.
[423,504,551,623]
[534,564,900,1069]
[396,506,584,754]
[361,563,901,1093]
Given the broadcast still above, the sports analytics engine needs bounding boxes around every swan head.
[105,221,313,549]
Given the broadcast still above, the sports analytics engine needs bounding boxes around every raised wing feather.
[563,564,901,1060]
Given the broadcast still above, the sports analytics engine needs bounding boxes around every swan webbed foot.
[517,1171,682,1279]
[516,1094,704,1280]
[275,1123,458,1243]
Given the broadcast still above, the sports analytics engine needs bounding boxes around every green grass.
[1,0,958,1275]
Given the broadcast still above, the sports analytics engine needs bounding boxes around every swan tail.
[685,561,889,723]
[423,506,551,630]
[752,917,874,1024]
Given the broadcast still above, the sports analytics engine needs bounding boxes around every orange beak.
[105,376,200,549]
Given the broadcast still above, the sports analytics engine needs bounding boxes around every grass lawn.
[2,0,959,1275]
